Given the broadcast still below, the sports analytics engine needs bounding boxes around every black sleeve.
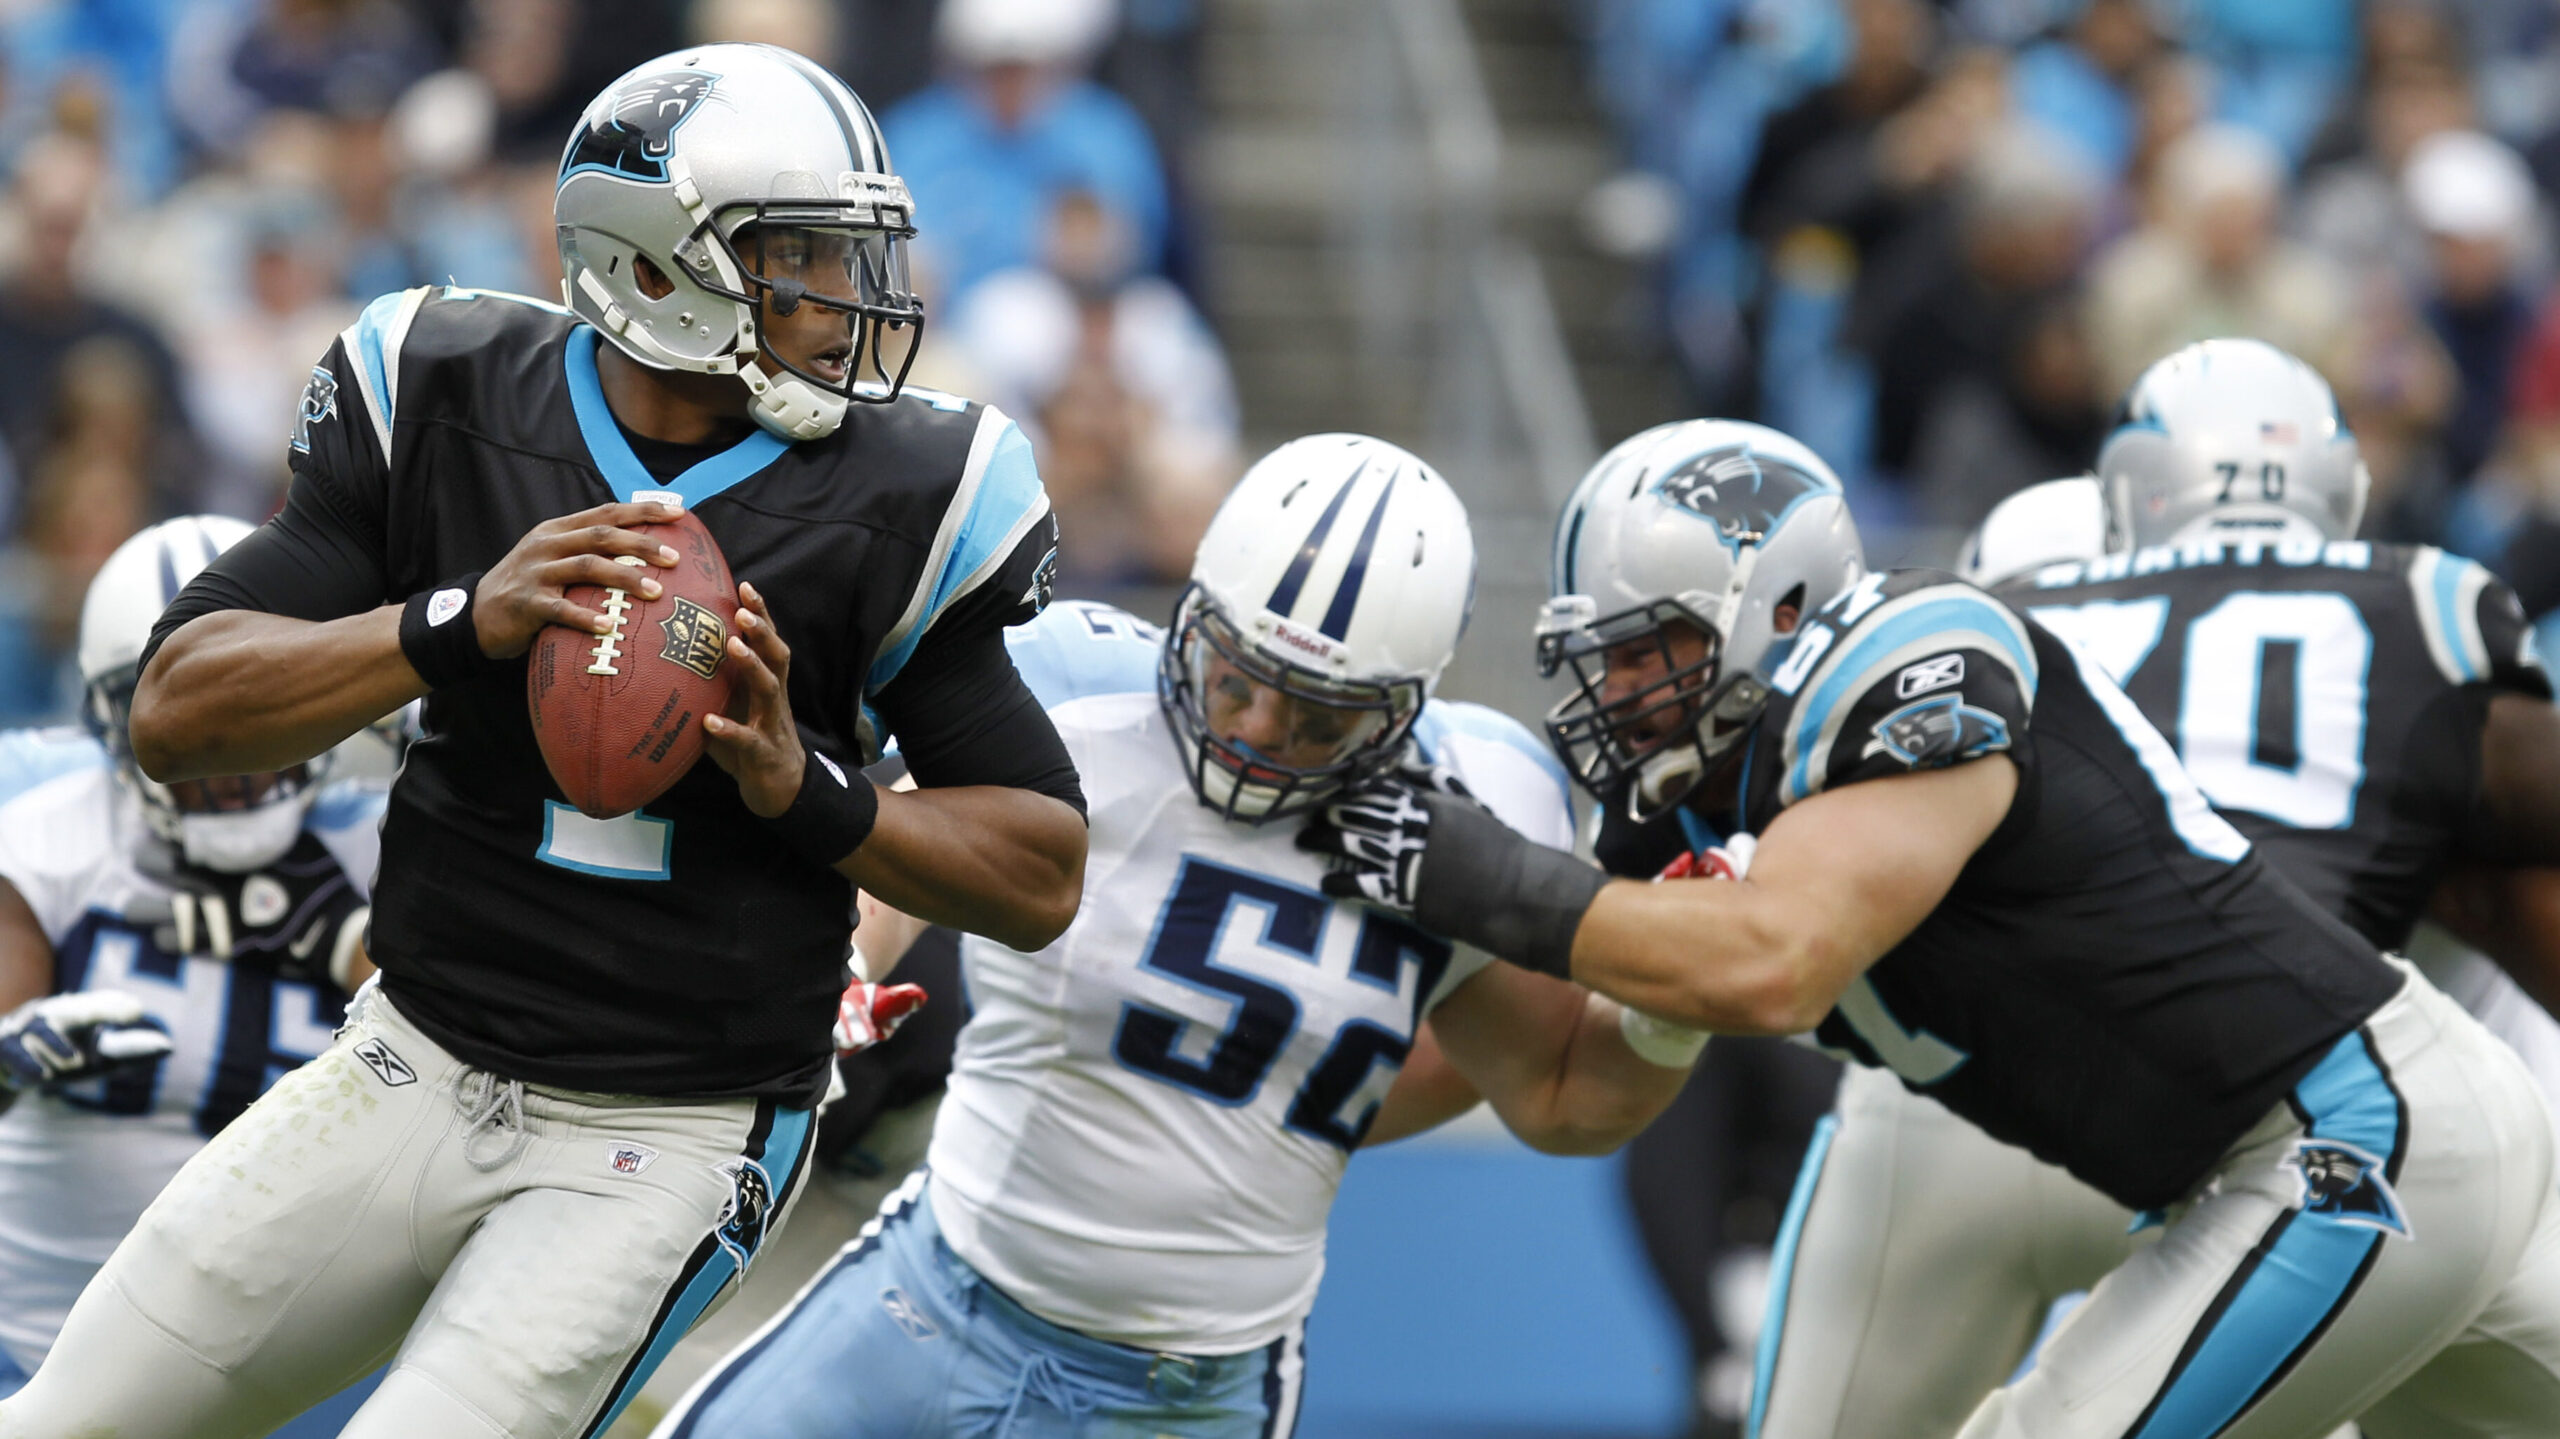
[869,610,1085,817]
[139,339,397,673]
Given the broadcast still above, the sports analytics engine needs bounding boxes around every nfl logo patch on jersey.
[606,1143,658,1176]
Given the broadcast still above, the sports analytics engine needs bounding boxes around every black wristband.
[766,736,880,869]
[398,574,497,690]
[1412,792,1610,979]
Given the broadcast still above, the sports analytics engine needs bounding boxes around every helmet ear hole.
[633,255,676,300]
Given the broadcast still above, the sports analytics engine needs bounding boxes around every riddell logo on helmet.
[1265,622,1339,661]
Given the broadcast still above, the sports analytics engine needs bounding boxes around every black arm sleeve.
[138,469,397,675]
[869,613,1085,817]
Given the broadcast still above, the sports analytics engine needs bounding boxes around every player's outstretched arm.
[703,584,1086,953]
[1424,965,1695,1156]
[1568,759,2014,1033]
[133,499,685,781]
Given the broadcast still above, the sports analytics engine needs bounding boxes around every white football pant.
[0,982,815,1439]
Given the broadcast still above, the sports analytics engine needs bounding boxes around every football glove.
[0,992,173,1091]
[834,981,929,1055]
[1298,772,1438,915]
[158,845,369,988]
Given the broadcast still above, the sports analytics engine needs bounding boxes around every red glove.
[834,981,928,1055]
[1656,832,1756,882]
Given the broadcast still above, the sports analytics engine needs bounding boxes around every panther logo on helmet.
[562,68,718,184]
[1656,447,1832,553]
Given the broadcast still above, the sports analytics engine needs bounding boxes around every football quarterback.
[1,46,1084,1439]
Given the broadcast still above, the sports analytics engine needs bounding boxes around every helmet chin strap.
[739,358,847,442]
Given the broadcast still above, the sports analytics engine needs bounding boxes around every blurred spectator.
[1864,123,2102,521]
[2404,129,2543,489]
[178,198,354,520]
[461,0,686,163]
[885,0,1170,304]
[0,135,197,530]
[950,189,1235,586]
[2086,123,2352,399]
[2486,299,2560,619]
[2007,0,2163,180]
[831,0,947,115]
[0,338,157,724]
[2181,0,2357,164]
[2295,27,2476,290]
[168,0,439,161]
[0,0,185,198]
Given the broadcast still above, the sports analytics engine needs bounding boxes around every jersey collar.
[564,326,789,505]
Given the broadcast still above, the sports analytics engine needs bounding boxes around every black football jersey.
[1722,569,2401,1211]
[2000,538,2550,953]
[212,287,1058,1103]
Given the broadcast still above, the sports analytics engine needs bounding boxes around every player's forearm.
[838,785,1086,952]
[133,609,429,782]
[1364,1023,1483,1147]
[0,880,54,1012]
[1500,994,1693,1156]
[1568,879,1839,1036]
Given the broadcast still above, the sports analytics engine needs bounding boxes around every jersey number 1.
[1114,858,1452,1151]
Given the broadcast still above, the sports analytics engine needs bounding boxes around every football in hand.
[527,509,738,818]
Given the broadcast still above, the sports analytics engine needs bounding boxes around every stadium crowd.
[0,0,1240,726]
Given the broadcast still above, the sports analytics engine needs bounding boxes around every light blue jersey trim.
[866,419,1048,692]
[1005,601,1163,712]
[563,328,789,505]
[1785,594,2038,804]
[1412,700,1574,820]
[348,291,407,431]
[535,802,674,881]
[2431,553,2484,682]
[0,729,103,809]
[1748,1113,1838,1438]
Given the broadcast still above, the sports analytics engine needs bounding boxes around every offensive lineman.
[656,436,1708,1437]
[1749,341,2560,1438]
[0,518,381,1435]
[1304,415,2560,1434]
[0,45,1086,1439]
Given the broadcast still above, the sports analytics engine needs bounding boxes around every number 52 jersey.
[925,602,1578,1355]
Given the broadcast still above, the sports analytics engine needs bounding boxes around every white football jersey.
[926,601,1577,1353]
[0,730,385,1373]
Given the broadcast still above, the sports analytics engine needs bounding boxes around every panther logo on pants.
[2289,1139,2411,1239]
[714,1158,775,1269]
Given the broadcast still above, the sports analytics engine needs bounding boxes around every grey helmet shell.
[2100,339,2369,550]
[554,44,920,441]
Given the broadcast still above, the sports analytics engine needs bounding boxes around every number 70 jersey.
[924,602,1578,1355]
[2008,538,2549,953]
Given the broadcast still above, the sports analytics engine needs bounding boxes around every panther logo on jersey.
[1865,694,2011,769]
[657,597,728,680]
[291,366,336,455]
[1655,446,1830,554]
[2289,1139,2411,1238]
[714,1156,775,1269]
[562,68,718,184]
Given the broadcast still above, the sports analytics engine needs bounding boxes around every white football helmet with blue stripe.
[1161,434,1476,823]
[2101,339,2369,551]
[1541,419,1865,820]
[554,44,924,442]
[78,518,325,872]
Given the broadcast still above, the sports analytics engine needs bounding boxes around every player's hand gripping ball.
[527,509,739,817]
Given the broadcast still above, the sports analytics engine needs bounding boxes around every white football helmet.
[554,44,923,442]
[1159,434,1476,824]
[1959,476,2110,587]
[79,518,324,873]
[1540,419,1865,820]
[2100,339,2369,550]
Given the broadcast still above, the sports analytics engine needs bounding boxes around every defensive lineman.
[1752,340,2560,1437]
[1306,414,2560,1435]
[0,45,1085,1439]
[656,436,1707,1437]
[0,518,381,1434]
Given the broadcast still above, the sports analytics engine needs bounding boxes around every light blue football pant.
[655,1172,1307,1438]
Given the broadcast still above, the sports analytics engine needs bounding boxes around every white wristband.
[1619,1004,1711,1068]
